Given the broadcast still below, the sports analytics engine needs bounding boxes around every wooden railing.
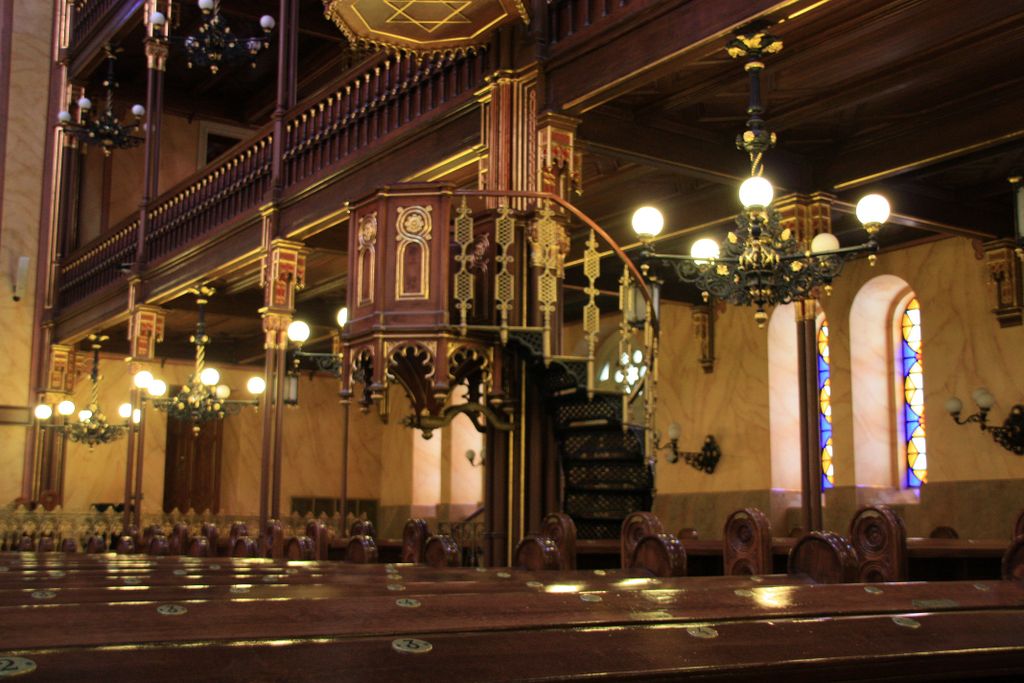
[282,53,487,190]
[58,50,489,308]
[145,135,274,262]
[70,0,127,50]
[546,0,639,45]
[59,216,138,305]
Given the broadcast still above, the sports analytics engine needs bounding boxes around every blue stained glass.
[900,298,927,487]
[817,320,834,489]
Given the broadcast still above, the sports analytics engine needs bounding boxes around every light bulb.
[287,320,311,344]
[739,176,774,208]
[132,408,142,424]
[77,97,93,111]
[972,387,995,409]
[856,194,890,227]
[336,306,349,328]
[944,397,963,415]
[810,232,840,254]
[34,404,53,420]
[200,367,220,386]
[131,104,146,118]
[148,379,167,397]
[57,400,76,416]
[631,206,664,240]
[247,376,266,395]
[215,384,231,399]
[78,409,93,421]
[198,0,214,11]
[149,11,166,26]
[57,111,72,124]
[118,403,133,419]
[133,370,154,390]
[260,15,276,30]
[667,422,681,441]
[689,238,720,264]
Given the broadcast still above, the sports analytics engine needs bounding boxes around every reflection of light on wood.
[544,583,583,594]
[752,586,795,609]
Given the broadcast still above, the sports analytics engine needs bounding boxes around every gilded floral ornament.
[322,0,529,56]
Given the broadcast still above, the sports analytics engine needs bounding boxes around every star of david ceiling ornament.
[323,0,529,56]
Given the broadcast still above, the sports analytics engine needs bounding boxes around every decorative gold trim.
[453,199,475,334]
[356,212,378,307]
[394,205,433,301]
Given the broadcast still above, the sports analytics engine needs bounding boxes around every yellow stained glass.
[900,297,926,486]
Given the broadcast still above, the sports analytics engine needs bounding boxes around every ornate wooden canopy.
[323,0,528,55]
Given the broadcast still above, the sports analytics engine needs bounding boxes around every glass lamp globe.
[690,238,720,264]
[215,384,231,400]
[810,232,840,254]
[57,111,72,124]
[57,400,76,416]
[631,206,664,240]
[77,97,92,111]
[131,104,146,118]
[132,408,142,424]
[118,403,133,419]
[856,194,890,227]
[739,176,774,208]
[944,397,963,415]
[972,387,995,409]
[287,320,311,344]
[78,409,93,421]
[336,307,349,328]
[247,376,267,395]
[667,422,682,441]
[148,379,167,398]
[133,370,154,390]
[198,0,215,11]
[200,367,220,386]
[34,404,53,420]
[260,15,276,30]
[149,11,166,26]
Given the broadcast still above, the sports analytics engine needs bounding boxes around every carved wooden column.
[258,239,306,535]
[136,16,168,268]
[125,302,165,529]
[776,192,834,533]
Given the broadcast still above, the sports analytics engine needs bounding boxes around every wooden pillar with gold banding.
[258,239,306,539]
[125,303,165,529]
[776,192,835,532]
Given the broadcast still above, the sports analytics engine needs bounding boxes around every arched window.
[817,316,834,489]
[899,297,927,487]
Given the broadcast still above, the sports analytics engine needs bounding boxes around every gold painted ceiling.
[323,0,529,55]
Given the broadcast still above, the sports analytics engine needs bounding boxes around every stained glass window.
[900,298,927,487]
[817,318,834,489]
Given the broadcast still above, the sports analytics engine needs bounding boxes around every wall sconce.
[653,423,721,473]
[465,449,485,467]
[946,388,1024,455]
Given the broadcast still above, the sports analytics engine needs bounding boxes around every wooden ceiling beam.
[578,111,812,191]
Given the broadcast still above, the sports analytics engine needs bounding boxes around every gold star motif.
[383,1,473,33]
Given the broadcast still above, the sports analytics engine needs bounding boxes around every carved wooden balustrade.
[69,0,132,53]
[58,50,489,309]
[546,0,640,47]
[0,503,345,552]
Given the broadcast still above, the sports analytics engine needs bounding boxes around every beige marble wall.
[0,0,54,503]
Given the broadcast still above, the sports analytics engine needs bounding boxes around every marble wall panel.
[0,0,53,503]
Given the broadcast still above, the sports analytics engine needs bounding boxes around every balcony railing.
[70,0,134,53]
[59,50,489,309]
[546,0,639,46]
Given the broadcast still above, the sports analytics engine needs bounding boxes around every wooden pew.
[514,513,577,571]
[850,504,908,582]
[722,507,772,575]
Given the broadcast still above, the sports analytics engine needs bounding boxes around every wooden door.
[163,418,223,514]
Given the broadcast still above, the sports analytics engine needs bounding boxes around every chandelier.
[630,29,891,327]
[57,49,144,156]
[154,0,276,74]
[34,335,133,448]
[150,287,264,434]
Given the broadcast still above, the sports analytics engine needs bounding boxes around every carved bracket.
[982,239,1024,327]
